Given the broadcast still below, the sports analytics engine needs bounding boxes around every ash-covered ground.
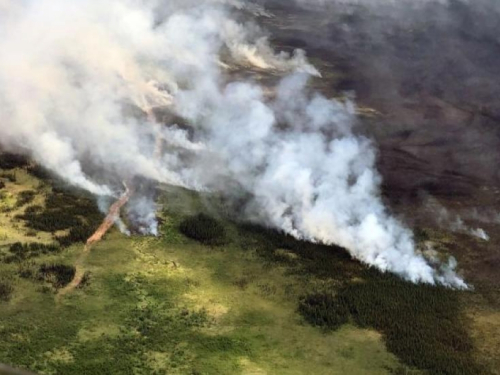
[252,0,500,286]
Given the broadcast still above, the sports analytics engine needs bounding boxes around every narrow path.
[57,185,131,299]
[57,106,161,300]
[86,185,132,246]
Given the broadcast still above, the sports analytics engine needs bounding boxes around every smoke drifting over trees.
[0,0,466,286]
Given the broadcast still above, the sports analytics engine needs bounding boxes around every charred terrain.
[265,0,500,295]
[1,0,500,374]
[259,2,500,369]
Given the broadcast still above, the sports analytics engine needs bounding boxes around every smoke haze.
[0,0,466,287]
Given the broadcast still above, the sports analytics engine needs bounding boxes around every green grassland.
[0,175,401,374]
[0,169,53,246]
[0,163,496,374]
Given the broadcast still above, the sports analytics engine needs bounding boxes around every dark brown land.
[251,1,500,368]
[253,0,500,285]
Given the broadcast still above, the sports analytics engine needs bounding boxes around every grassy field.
[0,169,54,246]
[0,166,496,374]
[0,171,403,375]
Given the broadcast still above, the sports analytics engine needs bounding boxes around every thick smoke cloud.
[424,196,490,241]
[0,0,465,287]
[260,0,500,186]
[177,73,446,284]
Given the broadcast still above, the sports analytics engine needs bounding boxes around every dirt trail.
[57,185,131,299]
[57,107,161,300]
[87,185,132,245]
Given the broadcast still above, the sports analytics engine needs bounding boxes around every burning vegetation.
[1,0,500,374]
[0,0,469,286]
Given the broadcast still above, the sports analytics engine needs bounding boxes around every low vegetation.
[240,223,359,279]
[238,224,486,375]
[0,172,16,183]
[4,242,60,263]
[17,209,81,232]
[56,225,97,247]
[19,262,76,289]
[37,263,76,289]
[15,190,36,208]
[298,292,349,331]
[179,213,227,245]
[0,153,29,170]
[26,164,53,181]
[0,168,491,374]
[0,279,14,301]
[298,273,483,375]
[15,187,102,246]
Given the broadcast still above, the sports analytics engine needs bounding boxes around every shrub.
[4,242,60,263]
[24,205,42,214]
[15,190,36,208]
[36,263,76,289]
[16,210,81,232]
[18,262,38,279]
[239,223,357,279]
[0,153,29,169]
[414,227,430,243]
[0,180,5,190]
[26,164,53,180]
[56,225,96,247]
[298,275,486,375]
[26,230,38,237]
[298,292,349,330]
[0,280,14,301]
[1,172,16,182]
[238,224,485,374]
[18,262,76,289]
[77,272,92,289]
[179,213,226,245]
[16,189,102,246]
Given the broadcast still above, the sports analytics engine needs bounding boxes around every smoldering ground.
[253,0,500,283]
[257,0,500,188]
[0,0,470,286]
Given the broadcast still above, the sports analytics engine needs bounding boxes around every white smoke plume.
[451,219,490,241]
[177,73,466,287]
[127,195,159,236]
[0,0,465,286]
[97,195,131,236]
[423,197,490,241]
[290,0,464,8]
